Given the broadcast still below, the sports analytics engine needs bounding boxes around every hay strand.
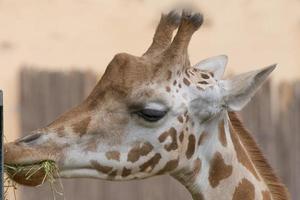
[4,160,64,200]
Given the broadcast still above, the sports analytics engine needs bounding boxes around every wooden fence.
[18,68,300,200]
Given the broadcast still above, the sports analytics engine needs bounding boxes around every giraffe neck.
[172,112,274,200]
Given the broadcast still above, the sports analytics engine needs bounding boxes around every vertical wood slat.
[19,68,299,200]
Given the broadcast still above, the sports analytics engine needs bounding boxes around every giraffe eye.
[16,133,42,144]
[135,109,167,122]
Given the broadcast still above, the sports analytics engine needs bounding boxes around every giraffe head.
[4,10,275,187]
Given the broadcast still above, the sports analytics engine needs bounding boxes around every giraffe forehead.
[90,60,154,99]
[99,53,183,94]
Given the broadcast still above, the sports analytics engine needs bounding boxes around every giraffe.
[4,10,290,200]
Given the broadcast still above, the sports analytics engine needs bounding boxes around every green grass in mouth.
[4,160,64,200]
[5,160,57,182]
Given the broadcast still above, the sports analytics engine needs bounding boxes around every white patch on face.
[144,102,167,111]
[189,85,224,123]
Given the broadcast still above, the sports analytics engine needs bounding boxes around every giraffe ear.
[220,64,276,111]
[193,55,228,80]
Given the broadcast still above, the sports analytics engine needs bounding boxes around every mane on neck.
[228,112,290,200]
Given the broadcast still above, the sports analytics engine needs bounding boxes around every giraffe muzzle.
[4,139,63,186]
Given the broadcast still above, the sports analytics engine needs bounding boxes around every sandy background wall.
[1,0,300,141]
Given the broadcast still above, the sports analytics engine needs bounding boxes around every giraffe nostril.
[16,133,42,144]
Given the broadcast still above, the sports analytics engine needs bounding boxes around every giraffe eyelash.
[134,109,168,122]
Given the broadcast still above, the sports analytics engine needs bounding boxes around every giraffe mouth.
[4,141,60,186]
[5,160,58,186]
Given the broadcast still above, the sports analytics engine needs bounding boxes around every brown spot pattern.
[72,116,91,136]
[229,124,260,180]
[201,73,210,79]
[157,159,179,174]
[166,70,172,80]
[127,142,153,163]
[140,153,162,172]
[185,69,191,78]
[166,86,171,92]
[122,167,132,177]
[127,146,141,162]
[177,115,184,123]
[198,81,208,85]
[262,191,271,200]
[179,131,184,143]
[186,115,190,122]
[183,78,191,86]
[232,178,255,200]
[218,120,227,147]
[158,128,178,151]
[186,134,196,159]
[208,152,233,188]
[91,160,113,174]
[140,142,154,155]
[108,170,118,179]
[184,111,188,116]
[105,151,120,161]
